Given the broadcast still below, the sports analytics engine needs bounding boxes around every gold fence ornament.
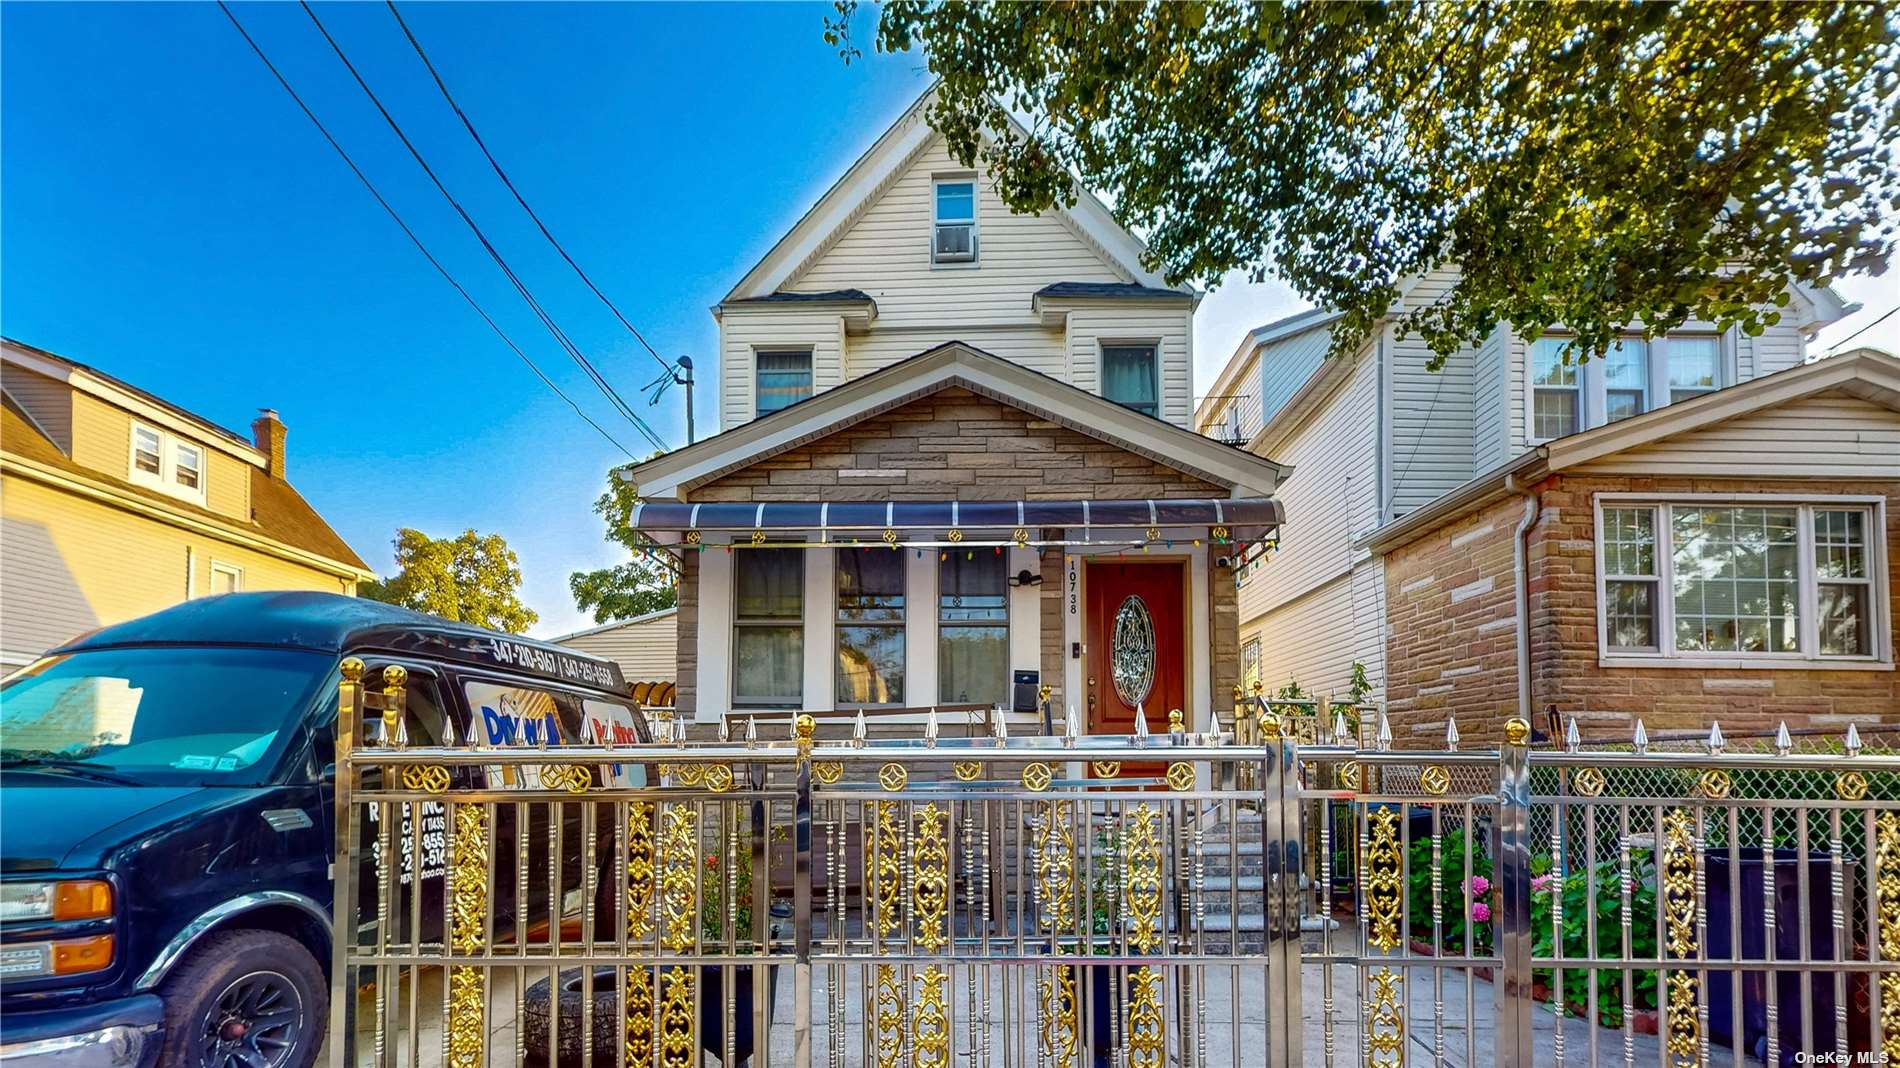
[1126,966,1165,1068]
[1165,761,1196,792]
[704,763,735,793]
[1661,809,1699,1068]
[912,803,951,1068]
[1417,765,1450,796]
[1336,761,1361,792]
[1876,813,1900,1060]
[1365,967,1405,1066]
[1366,807,1402,952]
[870,797,905,1068]
[657,805,699,1068]
[1571,766,1607,798]
[1122,805,1163,953]
[446,803,488,1068]
[1091,760,1122,778]
[540,764,593,794]
[682,529,700,545]
[381,663,408,747]
[878,762,909,791]
[1695,768,1731,800]
[1013,527,1030,547]
[1035,799,1078,1065]
[812,761,845,785]
[952,760,981,781]
[1503,717,1530,746]
[673,762,704,788]
[1836,770,1870,802]
[1022,761,1054,792]
[402,764,450,795]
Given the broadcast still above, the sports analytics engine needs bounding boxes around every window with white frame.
[128,421,208,504]
[209,561,243,595]
[938,550,1007,705]
[837,549,905,706]
[932,178,977,264]
[733,549,803,707]
[1531,331,1725,440]
[1597,499,1886,662]
[1102,344,1160,417]
[1529,339,1580,439]
[754,350,813,415]
[1241,639,1262,688]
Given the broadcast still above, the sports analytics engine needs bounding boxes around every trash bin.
[1704,849,1869,1064]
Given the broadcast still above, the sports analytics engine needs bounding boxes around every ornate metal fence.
[330,662,1897,1067]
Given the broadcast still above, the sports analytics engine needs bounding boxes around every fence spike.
[1332,710,1351,745]
[852,709,868,747]
[1774,721,1792,756]
[1209,704,1226,741]
[1633,718,1649,755]
[1846,722,1863,757]
[1063,704,1080,745]
[718,717,730,744]
[1444,716,1460,751]
[1134,702,1151,742]
[1374,708,1392,752]
[925,706,940,746]
[1707,719,1725,755]
[993,709,1009,743]
[1564,715,1581,754]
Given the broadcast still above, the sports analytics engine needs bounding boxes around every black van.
[0,592,650,1068]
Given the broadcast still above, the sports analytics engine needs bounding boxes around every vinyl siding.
[1257,327,1331,427]
[1387,270,1476,519]
[1237,345,1382,697]
[557,611,679,682]
[719,133,1194,429]
[66,390,251,523]
[1571,391,1900,477]
[717,308,846,431]
[788,137,1127,323]
[1,367,73,451]
[0,472,354,665]
[1471,322,1511,472]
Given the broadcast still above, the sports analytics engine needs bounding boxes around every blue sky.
[4,2,1894,637]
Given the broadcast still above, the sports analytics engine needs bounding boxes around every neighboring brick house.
[1194,268,1880,741]
[1367,349,1899,744]
[622,89,1285,735]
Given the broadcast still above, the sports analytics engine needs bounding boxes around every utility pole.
[675,356,695,445]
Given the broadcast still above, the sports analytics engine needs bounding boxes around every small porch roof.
[630,496,1281,549]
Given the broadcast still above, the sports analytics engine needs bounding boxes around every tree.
[832,1,1899,366]
[360,528,538,634]
[568,466,678,624]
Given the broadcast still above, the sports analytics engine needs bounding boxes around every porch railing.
[329,661,1900,1067]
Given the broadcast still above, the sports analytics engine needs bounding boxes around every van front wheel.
[157,930,327,1068]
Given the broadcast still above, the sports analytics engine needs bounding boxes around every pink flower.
[1467,875,1490,897]
[1530,874,1556,894]
[1471,902,1492,923]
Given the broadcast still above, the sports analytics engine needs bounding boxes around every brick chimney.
[252,409,287,479]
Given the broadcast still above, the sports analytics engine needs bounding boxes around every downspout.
[1504,473,1539,722]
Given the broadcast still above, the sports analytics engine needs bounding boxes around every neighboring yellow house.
[1,338,373,668]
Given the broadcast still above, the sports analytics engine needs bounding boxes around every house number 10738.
[1067,556,1079,616]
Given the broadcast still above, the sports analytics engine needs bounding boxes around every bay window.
[837,549,905,706]
[1597,498,1887,663]
[938,550,1007,705]
[733,549,803,707]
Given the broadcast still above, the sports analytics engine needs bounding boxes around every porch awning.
[629,497,1282,549]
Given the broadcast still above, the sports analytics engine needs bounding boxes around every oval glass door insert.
[1111,595,1156,707]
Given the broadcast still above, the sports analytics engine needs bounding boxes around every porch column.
[801,543,835,713]
[905,546,937,707]
[695,541,733,723]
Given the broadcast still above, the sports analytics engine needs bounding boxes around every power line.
[215,1,636,460]
[384,0,675,381]
[297,2,669,453]
[1828,302,1899,354]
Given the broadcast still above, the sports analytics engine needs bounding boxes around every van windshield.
[0,647,331,784]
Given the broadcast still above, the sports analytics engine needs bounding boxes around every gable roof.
[624,340,1286,499]
[1192,306,1339,431]
[721,84,1177,303]
[1363,346,1900,553]
[1,367,369,576]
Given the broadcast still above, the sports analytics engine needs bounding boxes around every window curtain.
[1102,346,1158,415]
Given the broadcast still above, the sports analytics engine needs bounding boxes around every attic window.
[128,421,208,505]
[933,179,977,265]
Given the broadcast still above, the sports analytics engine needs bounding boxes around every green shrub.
[1529,851,1660,1028]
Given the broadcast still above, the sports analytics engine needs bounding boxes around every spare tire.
[522,968,625,1064]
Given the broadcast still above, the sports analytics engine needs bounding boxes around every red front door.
[1084,560,1187,742]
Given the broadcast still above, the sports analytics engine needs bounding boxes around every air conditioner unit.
[934,222,975,262]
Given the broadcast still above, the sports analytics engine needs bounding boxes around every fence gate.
[331,666,1900,1067]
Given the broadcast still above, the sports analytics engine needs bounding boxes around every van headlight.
[0,880,113,922]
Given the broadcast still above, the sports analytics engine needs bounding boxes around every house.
[1,338,372,667]
[554,607,679,704]
[1194,272,1898,743]
[622,88,1285,731]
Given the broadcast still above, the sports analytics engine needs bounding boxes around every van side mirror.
[320,762,336,785]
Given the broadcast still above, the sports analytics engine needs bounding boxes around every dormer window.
[932,179,977,264]
[128,421,207,505]
[1103,343,1160,417]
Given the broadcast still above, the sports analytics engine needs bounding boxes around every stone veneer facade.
[670,386,1242,720]
[1382,474,1900,748]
